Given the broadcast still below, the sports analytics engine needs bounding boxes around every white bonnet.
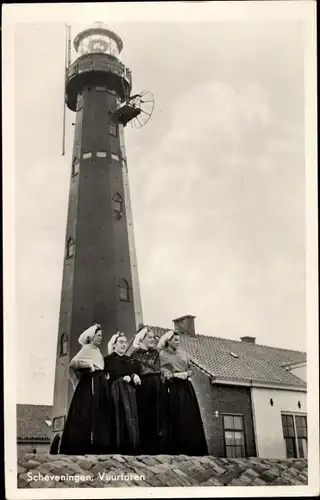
[78,323,101,346]
[107,331,126,354]
[157,329,175,350]
[132,326,150,349]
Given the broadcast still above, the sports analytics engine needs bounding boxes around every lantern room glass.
[77,33,120,58]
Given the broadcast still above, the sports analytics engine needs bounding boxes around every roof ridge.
[189,333,306,355]
[146,325,305,354]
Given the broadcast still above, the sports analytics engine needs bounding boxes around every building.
[141,315,307,460]
[16,404,52,457]
[51,22,145,445]
[20,317,306,460]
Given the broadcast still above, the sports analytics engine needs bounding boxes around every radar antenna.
[129,91,155,129]
[113,90,155,128]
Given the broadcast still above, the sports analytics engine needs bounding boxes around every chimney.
[173,315,196,336]
[240,336,256,344]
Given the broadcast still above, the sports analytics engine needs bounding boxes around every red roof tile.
[17,404,52,441]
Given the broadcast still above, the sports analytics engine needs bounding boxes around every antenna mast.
[62,25,71,156]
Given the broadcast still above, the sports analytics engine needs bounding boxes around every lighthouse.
[51,23,152,445]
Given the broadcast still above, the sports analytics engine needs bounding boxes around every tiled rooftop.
[17,404,52,441]
[146,327,307,388]
[17,452,308,488]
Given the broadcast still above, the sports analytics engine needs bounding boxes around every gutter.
[190,359,306,391]
[210,376,307,392]
[17,438,50,443]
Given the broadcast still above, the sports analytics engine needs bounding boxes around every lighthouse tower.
[51,23,147,444]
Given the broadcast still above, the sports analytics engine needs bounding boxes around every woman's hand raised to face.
[132,374,141,386]
[123,375,131,383]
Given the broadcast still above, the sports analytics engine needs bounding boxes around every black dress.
[160,347,208,456]
[130,348,168,455]
[104,352,140,454]
[59,369,112,455]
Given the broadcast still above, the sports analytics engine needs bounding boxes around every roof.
[146,327,307,389]
[17,404,52,441]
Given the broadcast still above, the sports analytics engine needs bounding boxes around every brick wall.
[190,366,256,457]
[17,442,50,458]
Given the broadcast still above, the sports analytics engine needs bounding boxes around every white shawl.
[68,341,104,390]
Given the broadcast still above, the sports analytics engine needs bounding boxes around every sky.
[8,3,313,405]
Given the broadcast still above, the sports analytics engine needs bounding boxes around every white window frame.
[72,157,80,176]
[281,412,308,459]
[82,152,92,159]
[222,413,246,458]
[111,153,120,161]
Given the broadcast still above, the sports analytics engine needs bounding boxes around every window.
[122,158,128,172]
[113,192,123,218]
[96,86,107,91]
[59,333,68,356]
[223,414,246,458]
[111,153,120,161]
[118,278,130,302]
[96,151,107,158]
[281,413,307,458]
[72,157,80,176]
[66,237,75,258]
[109,122,118,137]
[82,152,92,159]
[52,416,65,432]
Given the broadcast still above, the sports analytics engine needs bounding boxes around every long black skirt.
[110,379,139,455]
[165,378,208,456]
[135,373,168,455]
[59,370,112,455]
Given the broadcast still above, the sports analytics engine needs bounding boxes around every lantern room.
[73,22,123,59]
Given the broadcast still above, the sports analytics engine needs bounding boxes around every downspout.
[250,379,259,457]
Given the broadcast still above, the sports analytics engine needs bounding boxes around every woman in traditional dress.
[158,330,208,456]
[130,327,168,454]
[59,324,112,455]
[104,332,141,455]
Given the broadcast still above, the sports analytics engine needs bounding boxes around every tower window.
[122,158,128,172]
[113,192,123,218]
[96,86,107,91]
[66,237,75,259]
[118,278,130,302]
[111,153,120,161]
[109,122,118,137]
[96,151,107,158]
[72,157,80,176]
[82,152,92,159]
[59,333,68,356]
